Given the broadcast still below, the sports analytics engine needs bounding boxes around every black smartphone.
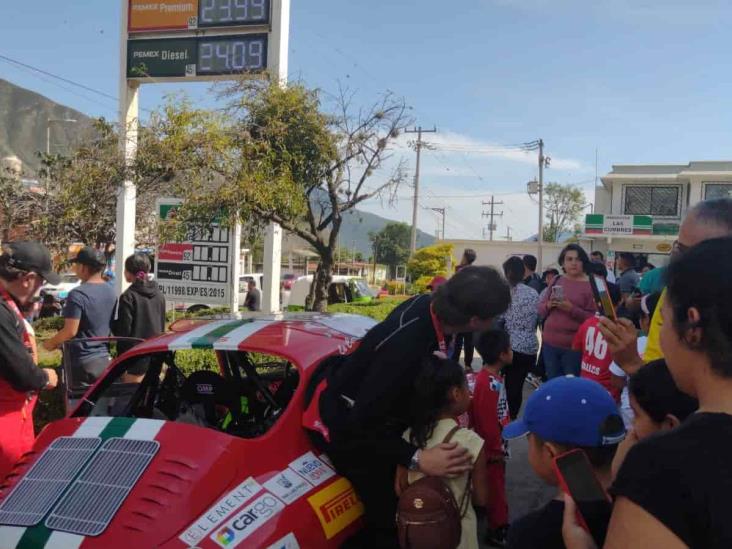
[553,449,612,547]
[589,274,617,321]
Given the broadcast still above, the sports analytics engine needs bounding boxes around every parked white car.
[285,275,375,308]
[41,274,80,302]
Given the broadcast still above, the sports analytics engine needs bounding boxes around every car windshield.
[74,348,299,440]
[353,280,373,297]
[61,275,79,284]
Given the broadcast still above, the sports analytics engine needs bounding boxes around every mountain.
[0,79,433,253]
[0,79,92,172]
[338,208,434,256]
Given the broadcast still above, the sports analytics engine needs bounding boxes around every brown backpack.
[396,426,472,549]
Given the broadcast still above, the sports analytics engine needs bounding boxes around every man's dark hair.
[591,251,605,261]
[589,261,608,279]
[666,237,732,377]
[0,254,26,282]
[690,198,732,233]
[523,254,538,272]
[124,253,151,276]
[476,329,511,365]
[248,279,257,287]
[503,256,526,286]
[617,252,635,268]
[558,244,591,271]
[432,266,510,326]
[463,248,477,265]
[629,359,698,424]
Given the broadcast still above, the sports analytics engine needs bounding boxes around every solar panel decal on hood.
[6,417,155,548]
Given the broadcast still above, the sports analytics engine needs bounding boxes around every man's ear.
[662,414,681,430]
[685,307,703,346]
[544,441,563,459]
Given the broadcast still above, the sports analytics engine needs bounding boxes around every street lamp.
[46,118,77,155]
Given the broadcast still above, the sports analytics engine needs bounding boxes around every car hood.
[0,417,248,548]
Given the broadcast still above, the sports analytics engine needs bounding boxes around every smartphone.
[589,274,617,321]
[553,449,612,547]
[550,285,564,302]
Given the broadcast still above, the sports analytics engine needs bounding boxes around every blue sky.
[2,0,731,240]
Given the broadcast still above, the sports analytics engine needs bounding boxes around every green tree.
[407,243,454,280]
[369,221,410,279]
[0,166,38,242]
[543,182,587,242]
[155,80,411,311]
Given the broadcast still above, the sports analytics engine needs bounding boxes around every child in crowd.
[398,355,487,549]
[503,376,626,549]
[609,292,661,428]
[572,270,623,399]
[471,329,512,547]
[610,358,698,478]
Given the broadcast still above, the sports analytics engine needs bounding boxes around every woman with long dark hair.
[305,266,511,548]
[537,244,596,378]
[563,237,732,548]
[501,256,539,418]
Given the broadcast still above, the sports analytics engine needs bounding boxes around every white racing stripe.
[0,526,24,548]
[168,320,236,350]
[123,419,164,441]
[213,320,273,351]
[46,531,84,549]
[72,417,112,438]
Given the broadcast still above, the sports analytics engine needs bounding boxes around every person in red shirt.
[471,329,512,547]
[572,267,623,400]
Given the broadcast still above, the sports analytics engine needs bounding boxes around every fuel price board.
[129,0,270,32]
[127,34,267,78]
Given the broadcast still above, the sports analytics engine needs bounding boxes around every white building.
[586,161,732,267]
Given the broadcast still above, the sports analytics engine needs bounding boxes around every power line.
[0,53,118,101]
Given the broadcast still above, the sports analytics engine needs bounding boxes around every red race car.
[0,313,377,549]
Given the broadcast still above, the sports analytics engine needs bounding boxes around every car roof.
[126,313,376,369]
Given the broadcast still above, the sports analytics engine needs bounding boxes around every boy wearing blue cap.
[503,376,625,549]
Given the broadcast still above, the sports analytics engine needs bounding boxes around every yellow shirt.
[643,289,666,362]
[403,419,484,549]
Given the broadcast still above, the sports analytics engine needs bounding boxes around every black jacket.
[0,297,48,392]
[320,294,438,466]
[112,280,166,355]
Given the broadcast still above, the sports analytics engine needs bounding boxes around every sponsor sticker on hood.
[263,469,312,505]
[179,477,263,546]
[307,477,364,540]
[211,493,285,548]
[288,451,335,487]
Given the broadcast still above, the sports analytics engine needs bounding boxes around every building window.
[624,186,680,216]
[704,183,732,200]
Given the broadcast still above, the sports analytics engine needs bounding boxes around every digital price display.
[127,35,267,78]
[197,34,267,75]
[199,0,270,27]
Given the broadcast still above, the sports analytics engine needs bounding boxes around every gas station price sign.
[129,0,270,32]
[127,34,267,78]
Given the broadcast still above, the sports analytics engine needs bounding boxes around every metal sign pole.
[261,0,290,313]
[116,0,139,296]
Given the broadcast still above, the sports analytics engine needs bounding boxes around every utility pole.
[538,139,548,270]
[405,126,437,254]
[504,226,512,241]
[429,207,446,240]
[481,195,504,241]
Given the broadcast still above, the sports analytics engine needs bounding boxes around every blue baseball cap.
[503,376,626,447]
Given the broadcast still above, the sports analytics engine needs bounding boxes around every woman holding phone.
[538,244,596,378]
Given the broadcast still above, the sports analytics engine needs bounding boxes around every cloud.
[392,130,585,172]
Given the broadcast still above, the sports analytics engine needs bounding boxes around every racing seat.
[178,371,241,428]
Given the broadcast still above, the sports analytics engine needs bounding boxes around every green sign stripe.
[16,524,52,549]
[98,417,137,440]
[191,320,252,349]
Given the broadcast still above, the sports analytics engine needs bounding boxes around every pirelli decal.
[306,477,363,540]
